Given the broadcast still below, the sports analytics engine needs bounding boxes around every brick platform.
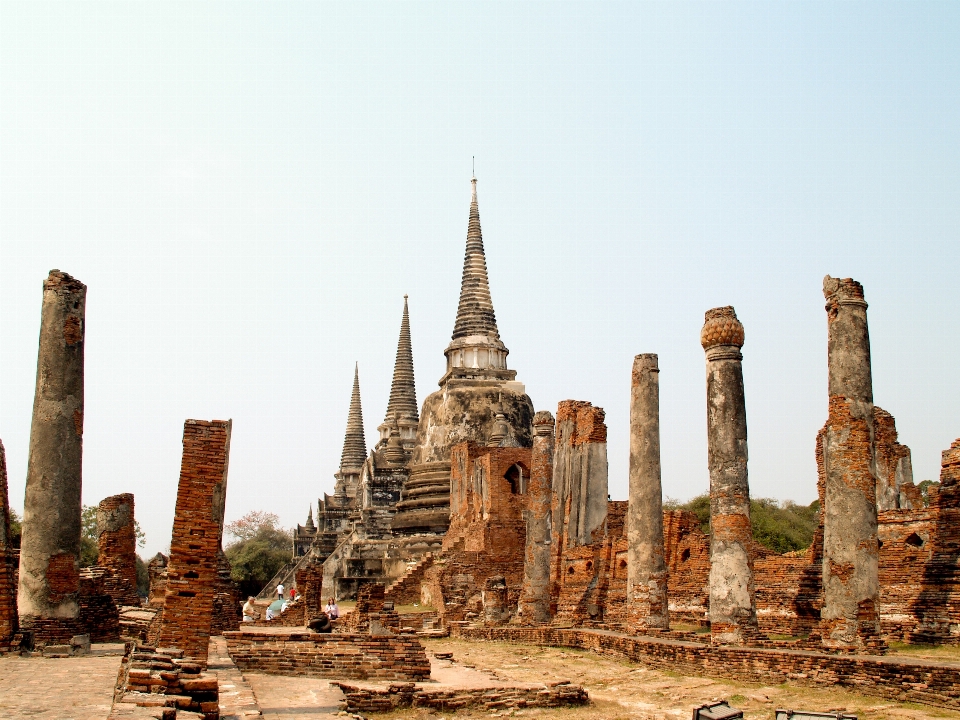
[223,626,430,681]
[452,625,960,709]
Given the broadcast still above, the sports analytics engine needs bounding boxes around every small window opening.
[905,532,924,548]
[504,464,525,495]
[567,566,575,575]
[681,548,691,563]
[585,561,593,570]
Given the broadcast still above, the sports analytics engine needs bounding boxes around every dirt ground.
[361,638,960,720]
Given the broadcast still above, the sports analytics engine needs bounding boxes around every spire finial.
[451,174,499,340]
[384,295,418,424]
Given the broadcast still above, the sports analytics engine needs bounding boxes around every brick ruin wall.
[159,419,232,664]
[211,550,241,635]
[147,553,168,607]
[96,493,141,607]
[422,444,532,624]
[0,440,17,650]
[224,628,431,681]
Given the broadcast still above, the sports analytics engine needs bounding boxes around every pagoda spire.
[384,295,419,424]
[338,363,367,473]
[452,176,500,340]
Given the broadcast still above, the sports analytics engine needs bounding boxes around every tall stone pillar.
[519,410,555,623]
[820,276,881,649]
[0,440,18,646]
[18,271,86,641]
[160,419,232,665]
[701,306,758,644]
[97,494,140,607]
[627,354,669,631]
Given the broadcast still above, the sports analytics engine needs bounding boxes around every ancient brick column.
[627,354,669,631]
[820,276,881,649]
[18,271,86,640]
[519,410,555,623]
[0,440,18,646]
[701,307,758,644]
[160,419,232,665]
[97,493,140,606]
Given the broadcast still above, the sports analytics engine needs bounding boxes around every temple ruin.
[0,440,17,651]
[159,419,234,665]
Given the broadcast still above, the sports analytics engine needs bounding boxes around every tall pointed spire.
[452,176,500,340]
[339,363,367,473]
[384,295,419,423]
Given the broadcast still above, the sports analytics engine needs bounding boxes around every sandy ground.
[378,638,960,720]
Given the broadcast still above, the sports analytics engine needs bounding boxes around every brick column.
[701,306,758,644]
[820,276,881,649]
[519,411,555,623]
[97,494,140,606]
[0,440,17,646]
[160,419,232,665]
[627,354,669,631]
[18,271,87,641]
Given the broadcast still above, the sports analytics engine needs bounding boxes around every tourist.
[325,597,340,620]
[242,596,258,622]
[276,582,284,600]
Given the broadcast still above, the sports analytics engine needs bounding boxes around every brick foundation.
[223,627,431,681]
[159,419,232,665]
[453,625,960,709]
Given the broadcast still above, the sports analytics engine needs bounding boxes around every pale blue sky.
[1,2,957,556]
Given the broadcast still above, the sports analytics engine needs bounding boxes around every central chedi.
[391,176,535,534]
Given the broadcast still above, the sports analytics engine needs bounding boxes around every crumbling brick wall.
[147,552,168,607]
[159,419,232,665]
[78,567,120,642]
[423,443,532,624]
[96,493,141,607]
[909,439,960,643]
[0,440,17,650]
[211,549,240,635]
[874,407,916,511]
[295,559,324,621]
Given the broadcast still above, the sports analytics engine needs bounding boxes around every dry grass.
[393,638,960,720]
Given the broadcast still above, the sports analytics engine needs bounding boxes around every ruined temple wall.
[0,440,17,648]
[159,419,232,664]
[426,444,531,623]
[96,493,140,607]
[874,407,915,511]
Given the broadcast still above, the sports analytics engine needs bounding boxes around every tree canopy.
[224,511,292,598]
[664,494,819,554]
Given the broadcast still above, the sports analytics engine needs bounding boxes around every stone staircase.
[384,552,435,606]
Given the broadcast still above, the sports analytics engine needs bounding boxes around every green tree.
[224,511,292,597]
[7,508,21,549]
[664,494,818,554]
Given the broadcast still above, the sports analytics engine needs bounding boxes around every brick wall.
[78,567,120,642]
[159,419,232,665]
[453,625,960,710]
[96,494,140,607]
[0,440,17,649]
[147,553,168,607]
[423,444,532,624]
[211,550,240,635]
[335,680,588,713]
[224,628,430,681]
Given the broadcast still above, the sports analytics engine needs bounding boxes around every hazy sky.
[1,2,957,557]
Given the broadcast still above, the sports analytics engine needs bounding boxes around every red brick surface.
[0,440,16,650]
[159,419,232,665]
[96,494,141,607]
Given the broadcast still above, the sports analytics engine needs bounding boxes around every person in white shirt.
[242,597,258,622]
[277,583,285,600]
[325,597,340,620]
